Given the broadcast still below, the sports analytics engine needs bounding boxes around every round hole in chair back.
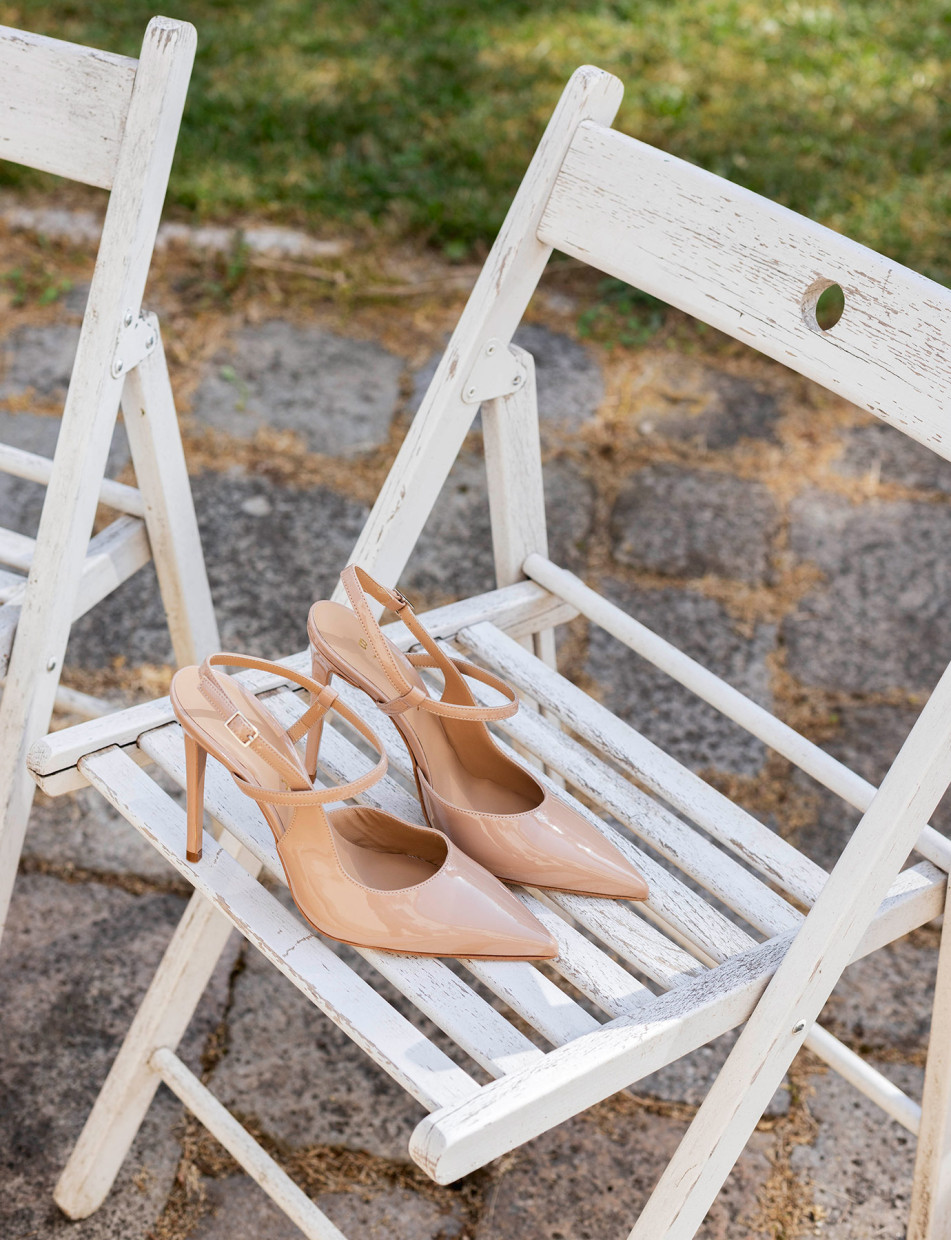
[814,283,845,330]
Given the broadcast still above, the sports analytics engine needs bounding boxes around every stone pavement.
[1,210,949,1239]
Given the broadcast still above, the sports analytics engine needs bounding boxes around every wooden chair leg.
[908,877,951,1240]
[121,329,219,667]
[54,885,244,1218]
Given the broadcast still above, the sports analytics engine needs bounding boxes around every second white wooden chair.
[27,65,951,1240]
[0,17,219,940]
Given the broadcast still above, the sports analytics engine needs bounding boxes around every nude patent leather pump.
[307,567,650,902]
[170,652,557,960]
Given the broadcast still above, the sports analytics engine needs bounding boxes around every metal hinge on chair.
[461,338,527,404]
[111,309,159,379]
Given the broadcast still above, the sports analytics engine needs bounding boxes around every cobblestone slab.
[586,579,775,775]
[611,465,778,584]
[404,452,594,601]
[471,1105,775,1239]
[791,1060,922,1238]
[192,1177,466,1240]
[206,927,430,1160]
[784,490,951,693]
[22,786,184,884]
[192,321,402,456]
[0,323,81,404]
[629,358,782,449]
[66,473,369,668]
[835,421,951,494]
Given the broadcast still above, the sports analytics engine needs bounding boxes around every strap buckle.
[225,711,260,747]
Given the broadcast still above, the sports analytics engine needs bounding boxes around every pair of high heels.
[171,565,648,960]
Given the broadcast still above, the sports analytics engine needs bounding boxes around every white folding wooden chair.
[27,66,951,1239]
[0,18,219,938]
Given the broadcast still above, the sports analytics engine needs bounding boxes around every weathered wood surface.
[27,581,575,784]
[81,744,482,1113]
[539,121,951,458]
[0,25,136,189]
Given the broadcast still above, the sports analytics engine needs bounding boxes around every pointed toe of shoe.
[419,773,649,901]
[534,793,650,899]
[427,845,559,960]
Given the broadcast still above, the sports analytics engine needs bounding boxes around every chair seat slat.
[484,671,801,940]
[80,745,481,1113]
[138,717,545,1080]
[523,556,951,874]
[323,677,711,1001]
[460,621,828,906]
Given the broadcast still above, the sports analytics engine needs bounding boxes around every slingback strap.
[377,653,518,720]
[338,565,521,721]
[196,652,387,803]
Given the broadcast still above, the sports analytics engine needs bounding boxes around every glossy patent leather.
[308,566,650,901]
[170,652,558,959]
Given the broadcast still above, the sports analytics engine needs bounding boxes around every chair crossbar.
[0,443,145,517]
[538,122,951,457]
[525,555,951,874]
[0,566,24,598]
[0,527,36,572]
[0,517,151,677]
[0,25,136,190]
[151,1047,346,1240]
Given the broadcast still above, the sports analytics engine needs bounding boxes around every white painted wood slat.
[524,555,951,873]
[152,1049,347,1240]
[539,122,951,458]
[460,620,827,906]
[26,581,572,784]
[79,744,481,1113]
[0,25,136,189]
[0,443,145,517]
[137,712,546,1081]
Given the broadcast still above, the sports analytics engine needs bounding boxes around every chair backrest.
[538,121,951,455]
[0,17,195,592]
[346,65,951,602]
[0,28,137,189]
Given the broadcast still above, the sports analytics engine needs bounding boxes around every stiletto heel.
[308,566,650,901]
[306,649,334,781]
[169,651,556,959]
[184,732,207,862]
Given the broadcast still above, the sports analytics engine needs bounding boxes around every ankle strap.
[197,652,387,804]
[337,565,519,722]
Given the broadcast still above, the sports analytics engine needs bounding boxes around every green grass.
[4,1,951,280]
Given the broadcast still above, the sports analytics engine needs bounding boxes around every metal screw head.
[486,342,497,355]
[465,385,477,399]
[123,309,134,327]
[113,359,124,375]
[145,333,156,350]
[792,1020,806,1035]
[512,373,523,386]
[46,658,56,672]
